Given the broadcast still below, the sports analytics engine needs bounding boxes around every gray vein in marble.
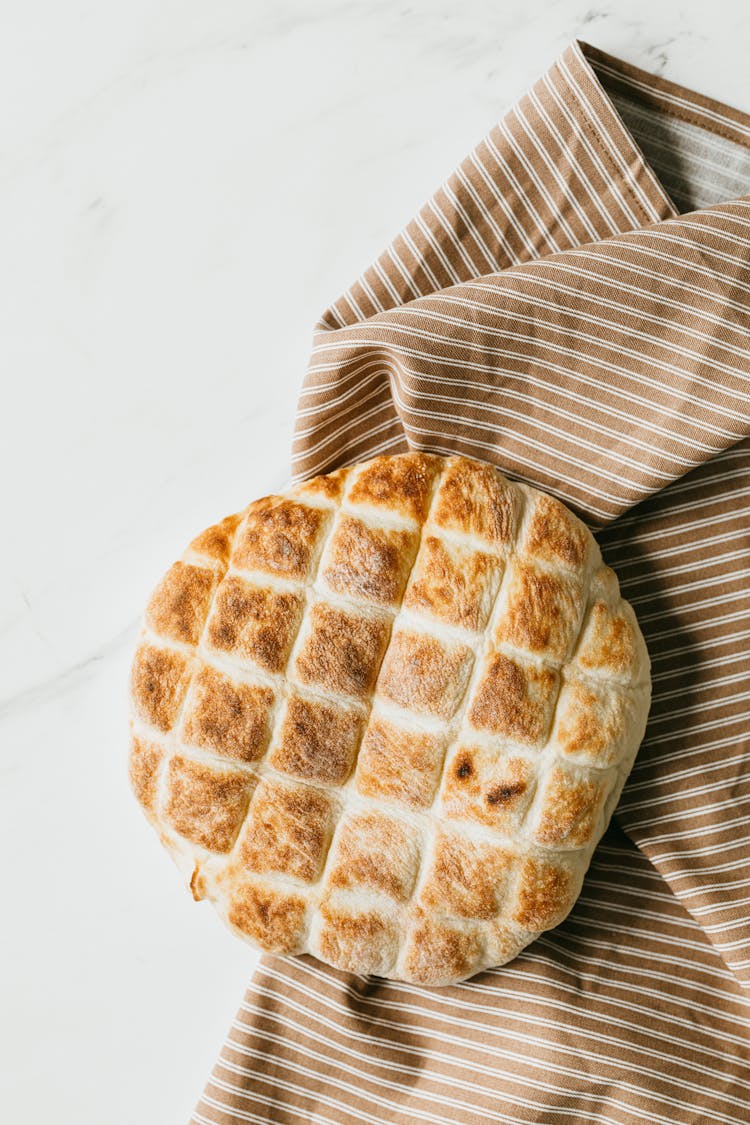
[0,620,137,718]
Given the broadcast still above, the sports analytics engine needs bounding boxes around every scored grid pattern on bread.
[129,453,651,985]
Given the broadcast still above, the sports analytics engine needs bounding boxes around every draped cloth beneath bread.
[193,41,750,1125]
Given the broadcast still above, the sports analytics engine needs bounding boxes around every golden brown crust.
[181,665,274,763]
[401,914,483,985]
[270,693,362,785]
[440,745,535,831]
[378,629,473,720]
[145,562,219,646]
[129,735,164,815]
[294,602,391,700]
[484,921,526,966]
[419,831,513,920]
[521,493,590,572]
[325,812,421,902]
[295,467,350,505]
[206,576,303,674]
[320,515,419,607]
[130,452,650,985]
[130,643,193,732]
[234,496,330,581]
[576,599,641,681]
[552,678,631,766]
[189,866,208,901]
[227,882,308,953]
[431,456,516,547]
[238,778,335,883]
[534,766,607,848]
[495,562,584,661]
[356,717,446,810]
[347,452,440,522]
[188,513,242,568]
[316,902,399,977]
[468,652,558,745]
[514,857,576,931]
[162,755,254,852]
[404,535,504,630]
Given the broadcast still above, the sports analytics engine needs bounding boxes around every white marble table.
[1,2,747,1121]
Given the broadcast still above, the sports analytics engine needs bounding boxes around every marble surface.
[1,2,748,1122]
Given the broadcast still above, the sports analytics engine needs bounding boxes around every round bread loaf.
[129,453,650,985]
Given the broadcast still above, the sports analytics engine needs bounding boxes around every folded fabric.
[193,41,750,1124]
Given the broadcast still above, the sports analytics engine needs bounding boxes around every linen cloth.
[193,41,750,1124]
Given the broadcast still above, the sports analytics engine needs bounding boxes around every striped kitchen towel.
[193,41,750,1124]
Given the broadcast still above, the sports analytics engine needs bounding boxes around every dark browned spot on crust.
[130,643,193,732]
[356,717,446,810]
[228,882,308,953]
[441,745,534,830]
[404,536,503,631]
[189,513,242,568]
[378,629,473,721]
[317,903,399,976]
[420,831,513,920]
[523,493,589,571]
[468,652,558,745]
[486,782,525,805]
[238,778,335,883]
[206,575,303,673]
[326,812,420,902]
[535,767,606,847]
[181,664,274,763]
[320,515,419,608]
[270,693,362,785]
[432,457,516,547]
[347,453,440,522]
[163,755,254,852]
[128,735,164,813]
[495,562,582,661]
[294,602,391,699]
[402,914,482,985]
[454,754,473,780]
[233,496,329,581]
[145,562,218,646]
[577,602,637,678]
[514,857,574,931]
